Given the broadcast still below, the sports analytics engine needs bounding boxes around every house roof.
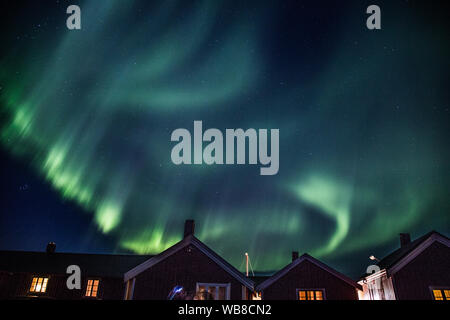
[0,250,153,278]
[124,234,255,290]
[374,230,449,276]
[256,253,362,291]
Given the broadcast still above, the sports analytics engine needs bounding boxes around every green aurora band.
[1,1,449,273]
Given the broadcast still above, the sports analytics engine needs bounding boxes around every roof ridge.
[377,230,448,270]
[124,235,254,289]
[257,253,361,291]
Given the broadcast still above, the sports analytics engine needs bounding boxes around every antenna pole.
[245,252,249,277]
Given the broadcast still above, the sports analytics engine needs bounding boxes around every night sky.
[1,0,449,278]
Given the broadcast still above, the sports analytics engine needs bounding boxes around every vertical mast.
[245,252,249,277]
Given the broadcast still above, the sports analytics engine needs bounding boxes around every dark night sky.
[0,0,449,279]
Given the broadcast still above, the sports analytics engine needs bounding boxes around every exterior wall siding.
[262,260,358,300]
[392,241,450,300]
[0,271,14,299]
[132,244,245,300]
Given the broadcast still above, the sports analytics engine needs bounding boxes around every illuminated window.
[315,290,324,300]
[299,290,306,300]
[445,290,450,300]
[195,283,230,300]
[432,289,450,301]
[85,279,100,297]
[30,277,48,293]
[251,291,262,300]
[297,289,325,300]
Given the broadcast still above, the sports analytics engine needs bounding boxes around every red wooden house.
[123,220,255,300]
[0,245,151,300]
[0,220,255,300]
[256,252,362,300]
[358,231,450,300]
[1,219,448,300]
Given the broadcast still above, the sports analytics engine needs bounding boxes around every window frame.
[429,286,450,301]
[29,276,50,294]
[85,278,101,298]
[196,282,231,300]
[296,288,326,301]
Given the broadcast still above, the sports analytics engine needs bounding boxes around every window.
[297,289,325,300]
[251,291,262,300]
[30,277,48,293]
[85,279,100,297]
[196,283,230,300]
[432,289,450,301]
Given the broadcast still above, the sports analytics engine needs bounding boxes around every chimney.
[399,233,411,248]
[46,242,56,254]
[292,251,299,262]
[184,220,195,238]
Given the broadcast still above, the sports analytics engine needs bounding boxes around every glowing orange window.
[299,291,306,300]
[433,290,444,300]
[30,277,48,293]
[444,290,450,300]
[85,279,100,297]
[315,290,323,300]
[298,290,325,300]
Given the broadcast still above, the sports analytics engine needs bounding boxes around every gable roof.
[124,235,255,290]
[375,231,449,276]
[256,253,362,291]
[0,250,153,278]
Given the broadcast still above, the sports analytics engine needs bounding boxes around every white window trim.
[196,282,231,300]
[296,288,326,300]
[124,278,136,300]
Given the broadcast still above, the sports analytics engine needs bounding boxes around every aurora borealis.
[0,0,449,277]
